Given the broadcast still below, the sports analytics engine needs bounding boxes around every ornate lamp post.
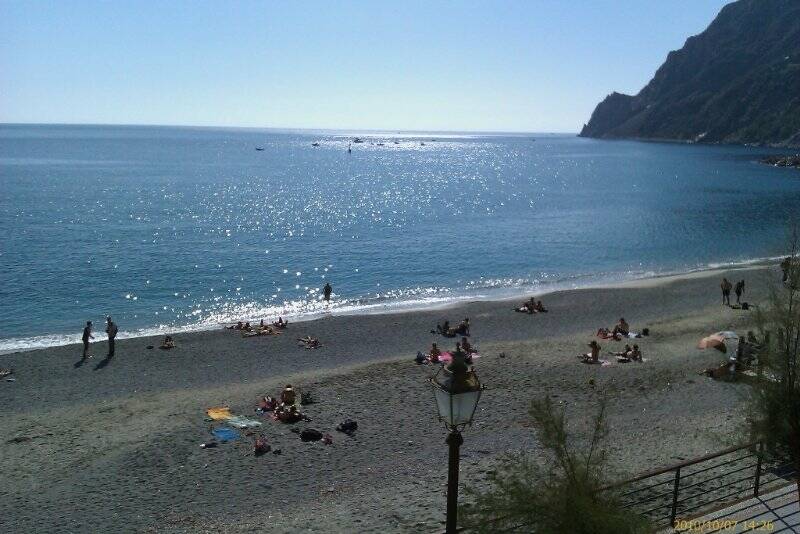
[429,347,484,534]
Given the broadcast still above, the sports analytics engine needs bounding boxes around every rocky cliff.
[580,0,800,147]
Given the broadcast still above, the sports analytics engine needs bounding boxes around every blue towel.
[212,427,240,442]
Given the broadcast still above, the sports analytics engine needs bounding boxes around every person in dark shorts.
[106,317,118,357]
[82,321,94,359]
[721,278,732,306]
[734,280,745,304]
[323,282,332,302]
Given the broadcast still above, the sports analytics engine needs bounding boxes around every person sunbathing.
[159,335,176,349]
[455,318,470,336]
[243,321,253,332]
[630,344,642,362]
[514,298,535,314]
[612,318,630,337]
[226,321,244,330]
[297,336,321,349]
[580,340,601,363]
[244,325,277,337]
[436,320,452,335]
[258,395,278,412]
[461,337,475,354]
[596,327,620,340]
[280,385,296,406]
[534,300,548,313]
[272,317,288,328]
[610,344,632,358]
[277,405,303,424]
[429,343,442,363]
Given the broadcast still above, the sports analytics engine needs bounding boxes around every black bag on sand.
[300,428,323,442]
[742,302,750,310]
[642,328,650,336]
[336,419,358,436]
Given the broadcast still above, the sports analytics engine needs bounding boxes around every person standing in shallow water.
[106,317,118,357]
[323,282,332,303]
[734,280,745,304]
[82,321,94,359]
[721,278,732,306]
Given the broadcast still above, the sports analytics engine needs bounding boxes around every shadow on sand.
[93,354,113,371]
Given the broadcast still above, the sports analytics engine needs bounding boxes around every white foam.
[0,254,781,356]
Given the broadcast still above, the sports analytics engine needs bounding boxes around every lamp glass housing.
[431,361,482,429]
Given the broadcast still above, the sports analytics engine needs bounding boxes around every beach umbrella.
[698,334,728,353]
[715,331,739,340]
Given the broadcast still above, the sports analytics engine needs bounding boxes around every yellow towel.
[206,406,232,420]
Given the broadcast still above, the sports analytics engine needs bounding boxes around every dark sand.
[0,266,775,533]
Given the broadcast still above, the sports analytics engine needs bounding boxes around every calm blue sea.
[1,124,798,352]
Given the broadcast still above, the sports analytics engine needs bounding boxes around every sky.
[0,0,732,132]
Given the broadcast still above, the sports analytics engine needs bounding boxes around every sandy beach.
[0,265,778,533]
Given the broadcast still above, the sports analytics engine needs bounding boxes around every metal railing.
[463,442,796,533]
[607,441,796,529]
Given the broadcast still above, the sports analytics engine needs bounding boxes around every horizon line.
[0,121,579,136]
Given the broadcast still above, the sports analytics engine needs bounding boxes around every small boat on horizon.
[352,137,364,143]
[255,147,265,151]
[311,142,320,147]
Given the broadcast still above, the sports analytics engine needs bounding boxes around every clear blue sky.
[0,0,731,132]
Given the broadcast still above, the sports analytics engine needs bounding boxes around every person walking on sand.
[82,321,94,359]
[721,278,732,306]
[323,282,332,303]
[734,280,745,304]
[106,316,118,357]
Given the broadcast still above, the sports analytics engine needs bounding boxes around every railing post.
[670,467,682,525]
[753,442,764,497]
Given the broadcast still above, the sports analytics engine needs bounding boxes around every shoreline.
[0,256,782,356]
[0,263,778,533]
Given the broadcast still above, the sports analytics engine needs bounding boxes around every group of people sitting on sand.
[434,318,470,338]
[701,331,763,380]
[515,297,548,314]
[579,317,649,364]
[417,337,477,365]
[227,317,289,337]
[160,335,175,350]
[596,317,648,341]
[256,384,309,423]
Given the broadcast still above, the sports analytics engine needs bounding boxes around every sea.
[1,123,798,353]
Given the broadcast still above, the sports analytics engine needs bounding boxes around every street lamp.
[429,347,484,534]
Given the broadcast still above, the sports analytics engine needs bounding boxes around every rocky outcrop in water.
[761,155,800,168]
